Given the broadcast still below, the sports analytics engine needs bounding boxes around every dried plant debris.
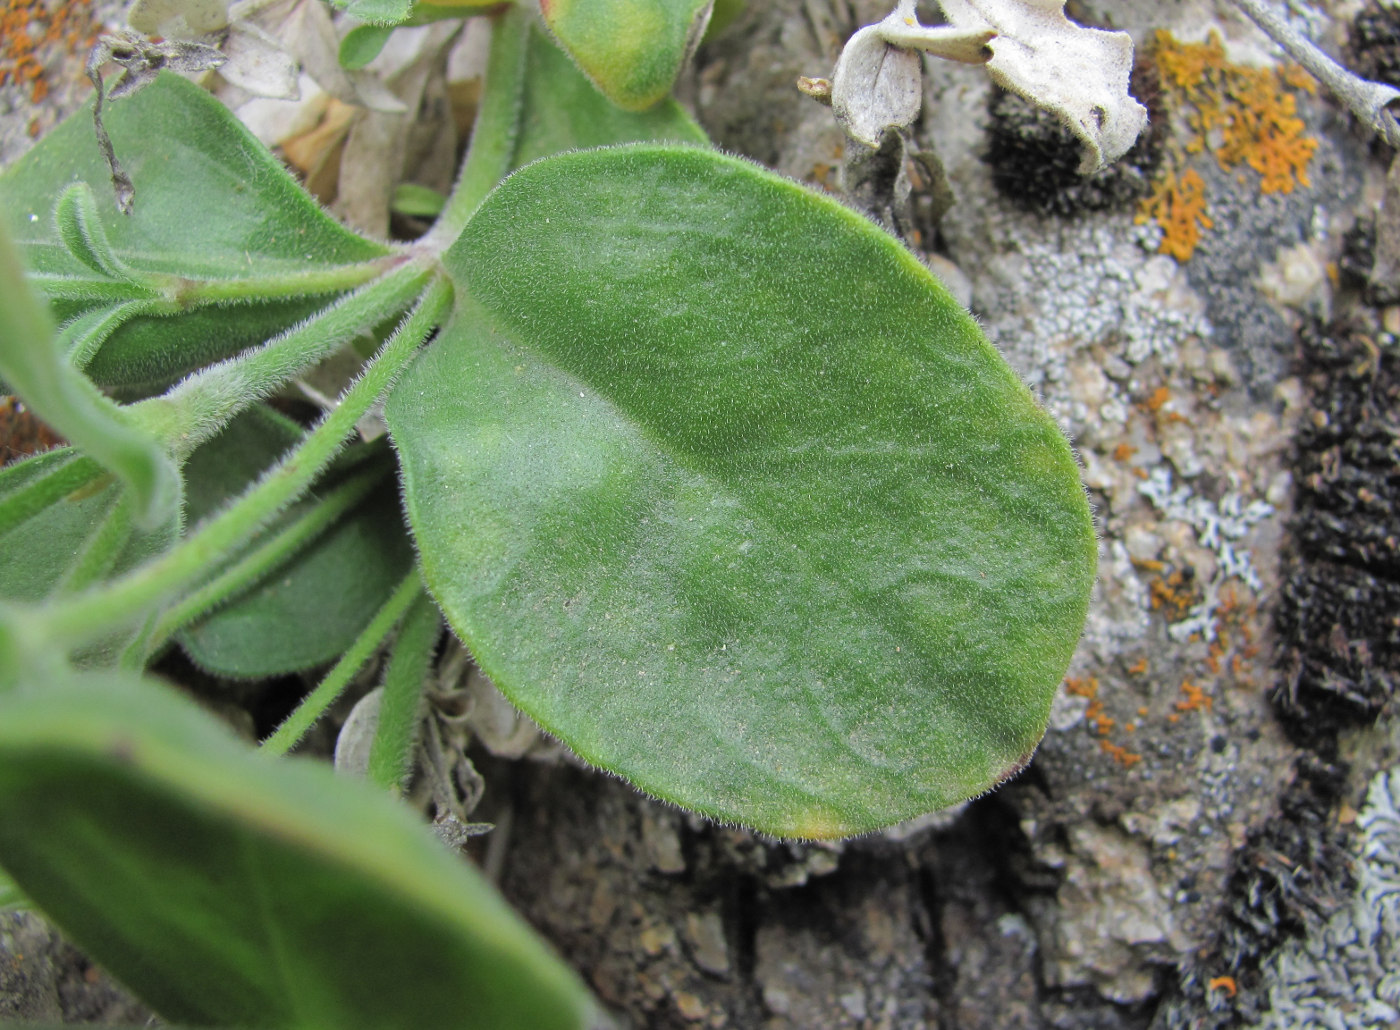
[984,68,1162,217]
[86,31,227,212]
[817,0,1146,172]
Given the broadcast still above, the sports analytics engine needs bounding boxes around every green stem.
[140,465,386,659]
[367,588,442,794]
[260,572,424,757]
[0,218,176,530]
[128,262,431,460]
[422,5,528,251]
[30,273,159,304]
[13,276,452,659]
[161,259,400,307]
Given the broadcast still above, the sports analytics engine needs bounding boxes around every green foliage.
[539,0,713,109]
[0,5,1095,1025]
[389,145,1094,837]
[0,673,594,1028]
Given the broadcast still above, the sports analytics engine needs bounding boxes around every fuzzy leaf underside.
[388,145,1096,838]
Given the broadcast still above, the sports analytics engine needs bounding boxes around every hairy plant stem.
[129,261,431,461]
[421,5,528,252]
[3,276,452,664]
[261,572,425,757]
[367,588,442,794]
[136,464,388,663]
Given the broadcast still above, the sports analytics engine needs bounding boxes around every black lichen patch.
[1273,320,1400,749]
[982,63,1163,218]
[1349,4,1400,89]
[1164,756,1353,1029]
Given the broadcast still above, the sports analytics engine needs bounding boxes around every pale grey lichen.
[1137,467,1274,640]
[1257,765,1400,1029]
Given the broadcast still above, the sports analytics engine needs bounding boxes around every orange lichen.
[1113,442,1138,462]
[0,0,99,103]
[1128,658,1149,676]
[1066,677,1141,766]
[1207,975,1238,997]
[1100,740,1142,767]
[1176,679,1213,713]
[1139,30,1317,260]
[1137,169,1212,262]
[1149,569,1199,620]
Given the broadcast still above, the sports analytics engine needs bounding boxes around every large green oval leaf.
[0,673,595,1028]
[387,145,1096,838]
[539,0,712,110]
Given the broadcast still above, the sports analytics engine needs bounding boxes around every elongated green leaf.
[81,296,336,397]
[1,74,386,281]
[389,145,1096,838]
[539,0,712,110]
[0,673,595,1028]
[175,408,416,678]
[512,22,707,169]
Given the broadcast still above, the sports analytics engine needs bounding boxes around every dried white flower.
[826,0,1148,174]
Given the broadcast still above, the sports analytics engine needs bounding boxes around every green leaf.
[1,73,390,397]
[513,22,707,168]
[0,672,596,1028]
[79,295,337,397]
[389,146,1096,838]
[339,23,395,68]
[1,73,386,282]
[0,448,175,604]
[332,0,412,25]
[391,182,447,217]
[175,408,416,678]
[539,0,712,110]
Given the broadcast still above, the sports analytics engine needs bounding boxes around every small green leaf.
[391,182,447,217]
[367,587,440,792]
[389,146,1096,838]
[513,22,707,167]
[539,0,712,110]
[53,182,132,280]
[81,295,334,397]
[175,408,416,678]
[0,672,596,1028]
[339,24,395,69]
